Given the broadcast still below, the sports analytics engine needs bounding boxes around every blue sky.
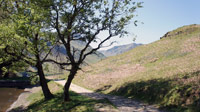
[98,0,200,50]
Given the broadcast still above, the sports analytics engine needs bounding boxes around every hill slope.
[100,43,142,57]
[74,24,200,111]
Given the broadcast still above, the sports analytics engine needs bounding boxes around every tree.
[0,47,27,78]
[1,0,55,100]
[0,9,27,78]
[45,0,142,101]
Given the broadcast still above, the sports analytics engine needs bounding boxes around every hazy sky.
[98,0,200,50]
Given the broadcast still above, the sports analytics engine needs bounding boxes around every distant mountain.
[100,43,142,57]
[52,41,105,63]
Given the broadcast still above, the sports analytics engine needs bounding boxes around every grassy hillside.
[74,24,200,112]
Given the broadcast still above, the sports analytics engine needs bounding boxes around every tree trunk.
[3,72,9,78]
[64,65,78,101]
[36,58,54,100]
[0,68,3,78]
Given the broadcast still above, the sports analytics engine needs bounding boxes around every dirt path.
[55,80,165,112]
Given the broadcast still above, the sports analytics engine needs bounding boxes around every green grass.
[73,24,200,112]
[111,71,200,112]
[26,81,115,112]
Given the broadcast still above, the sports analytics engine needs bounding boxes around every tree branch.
[43,59,71,66]
[41,43,57,63]
[78,24,106,64]
[81,32,117,62]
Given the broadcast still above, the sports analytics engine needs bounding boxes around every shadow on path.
[55,80,166,112]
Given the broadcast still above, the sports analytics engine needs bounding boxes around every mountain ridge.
[100,43,142,57]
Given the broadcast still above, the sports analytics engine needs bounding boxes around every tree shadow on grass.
[109,70,200,112]
[26,91,109,112]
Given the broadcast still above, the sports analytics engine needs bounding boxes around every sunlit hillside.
[74,24,200,111]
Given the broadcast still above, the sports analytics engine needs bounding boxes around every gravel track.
[55,80,165,112]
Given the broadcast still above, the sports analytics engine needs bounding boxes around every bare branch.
[81,32,117,62]
[43,59,71,66]
[78,25,105,64]
[41,43,57,63]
